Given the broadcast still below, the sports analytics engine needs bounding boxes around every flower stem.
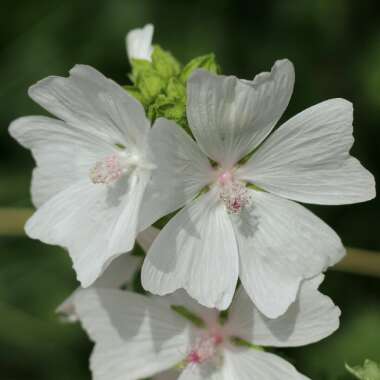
[0,208,33,236]
[334,247,380,278]
[0,208,379,278]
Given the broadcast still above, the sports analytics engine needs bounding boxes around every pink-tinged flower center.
[90,154,126,185]
[186,332,224,365]
[217,171,251,214]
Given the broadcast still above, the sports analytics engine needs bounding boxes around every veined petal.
[126,24,154,62]
[142,189,239,310]
[234,190,345,318]
[74,289,191,380]
[28,65,150,149]
[9,116,114,207]
[57,254,142,322]
[139,118,214,231]
[136,226,160,252]
[228,275,340,347]
[57,226,157,322]
[186,60,294,167]
[178,363,230,380]
[237,99,375,205]
[225,348,309,380]
[26,171,149,287]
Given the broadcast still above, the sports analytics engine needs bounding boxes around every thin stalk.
[0,208,379,278]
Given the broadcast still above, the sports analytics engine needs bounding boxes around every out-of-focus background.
[0,0,379,379]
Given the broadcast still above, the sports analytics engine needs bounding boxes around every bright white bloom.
[75,275,340,380]
[141,60,376,318]
[126,24,154,62]
[9,65,155,287]
[57,226,159,322]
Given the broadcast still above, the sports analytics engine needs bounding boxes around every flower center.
[90,154,125,184]
[89,151,142,185]
[186,332,224,366]
[217,171,251,214]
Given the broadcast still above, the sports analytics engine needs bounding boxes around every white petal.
[225,347,310,380]
[237,99,376,205]
[126,24,154,62]
[234,190,345,318]
[136,226,160,252]
[228,275,340,347]
[186,60,294,167]
[74,289,191,380]
[58,226,156,322]
[9,116,114,207]
[142,189,239,310]
[26,171,149,287]
[178,364,230,380]
[139,118,214,231]
[57,254,142,322]
[28,65,150,149]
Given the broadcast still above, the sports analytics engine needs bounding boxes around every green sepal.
[180,53,221,82]
[230,336,264,351]
[170,305,206,328]
[166,77,186,99]
[151,45,181,79]
[246,183,264,192]
[219,310,229,325]
[124,85,146,106]
[129,58,153,83]
[135,70,165,104]
[346,360,380,380]
[149,94,186,126]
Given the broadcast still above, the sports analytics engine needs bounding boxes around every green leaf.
[151,45,181,79]
[180,53,221,82]
[346,360,380,380]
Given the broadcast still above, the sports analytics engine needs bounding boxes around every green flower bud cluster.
[346,360,380,380]
[125,45,221,131]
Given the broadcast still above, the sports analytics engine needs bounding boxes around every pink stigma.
[90,154,124,185]
[218,170,233,186]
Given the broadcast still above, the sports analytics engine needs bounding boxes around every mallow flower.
[126,23,154,62]
[75,275,340,380]
[9,65,154,287]
[141,59,376,318]
[57,226,159,322]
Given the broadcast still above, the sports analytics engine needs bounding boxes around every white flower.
[126,24,154,62]
[57,226,159,322]
[9,65,155,287]
[140,60,376,318]
[74,275,340,380]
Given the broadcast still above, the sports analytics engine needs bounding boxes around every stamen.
[90,154,125,184]
[219,181,251,214]
[186,333,224,365]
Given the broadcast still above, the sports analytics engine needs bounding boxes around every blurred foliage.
[0,0,379,379]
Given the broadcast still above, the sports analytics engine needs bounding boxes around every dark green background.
[0,0,379,379]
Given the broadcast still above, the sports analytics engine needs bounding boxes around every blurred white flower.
[75,275,340,380]
[141,60,376,318]
[126,24,154,62]
[56,226,160,322]
[9,65,155,287]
